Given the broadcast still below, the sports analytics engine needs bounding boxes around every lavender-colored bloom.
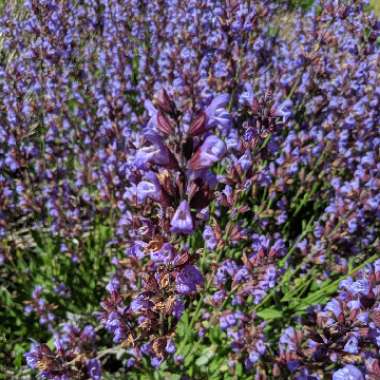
[135,133,174,169]
[32,285,43,298]
[279,327,299,352]
[205,94,230,119]
[144,99,158,133]
[349,280,370,296]
[248,350,260,364]
[106,277,120,295]
[87,358,102,380]
[205,94,231,131]
[165,339,176,354]
[343,336,359,354]
[203,225,218,250]
[151,357,163,368]
[332,365,364,380]
[188,135,226,170]
[126,358,136,368]
[150,242,174,264]
[136,172,163,203]
[126,241,147,260]
[130,295,153,313]
[81,325,96,343]
[215,260,239,286]
[212,290,226,305]
[176,265,204,295]
[237,150,252,172]
[325,299,342,319]
[25,343,41,369]
[170,200,194,235]
[240,83,254,106]
[173,300,185,319]
[219,313,238,330]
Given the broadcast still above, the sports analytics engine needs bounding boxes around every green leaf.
[195,349,215,367]
[208,357,225,373]
[256,308,283,320]
[236,362,244,376]
[13,344,26,369]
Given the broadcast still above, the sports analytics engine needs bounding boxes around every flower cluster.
[24,286,56,331]
[25,324,100,380]
[97,90,233,366]
[277,260,380,379]
[219,311,268,373]
[211,234,286,307]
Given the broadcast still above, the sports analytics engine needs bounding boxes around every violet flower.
[170,200,194,234]
[188,135,226,171]
[176,264,204,295]
[333,365,364,380]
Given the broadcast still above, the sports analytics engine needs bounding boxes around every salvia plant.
[0,0,379,379]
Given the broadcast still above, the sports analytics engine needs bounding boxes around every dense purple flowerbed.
[0,0,379,379]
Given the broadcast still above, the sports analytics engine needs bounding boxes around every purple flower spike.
[332,365,364,380]
[176,264,204,295]
[170,200,194,235]
[188,135,226,171]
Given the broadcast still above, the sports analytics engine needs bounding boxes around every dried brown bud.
[145,235,165,253]
[144,275,160,293]
[165,296,176,315]
[242,252,253,271]
[156,170,178,198]
[152,337,167,359]
[159,273,171,289]
[214,222,223,241]
[126,334,136,347]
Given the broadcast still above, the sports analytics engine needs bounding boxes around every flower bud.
[188,112,208,137]
[153,89,176,115]
[157,112,174,135]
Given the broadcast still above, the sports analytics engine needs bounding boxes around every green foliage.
[277,0,315,11]
[371,0,380,16]
[0,222,113,374]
